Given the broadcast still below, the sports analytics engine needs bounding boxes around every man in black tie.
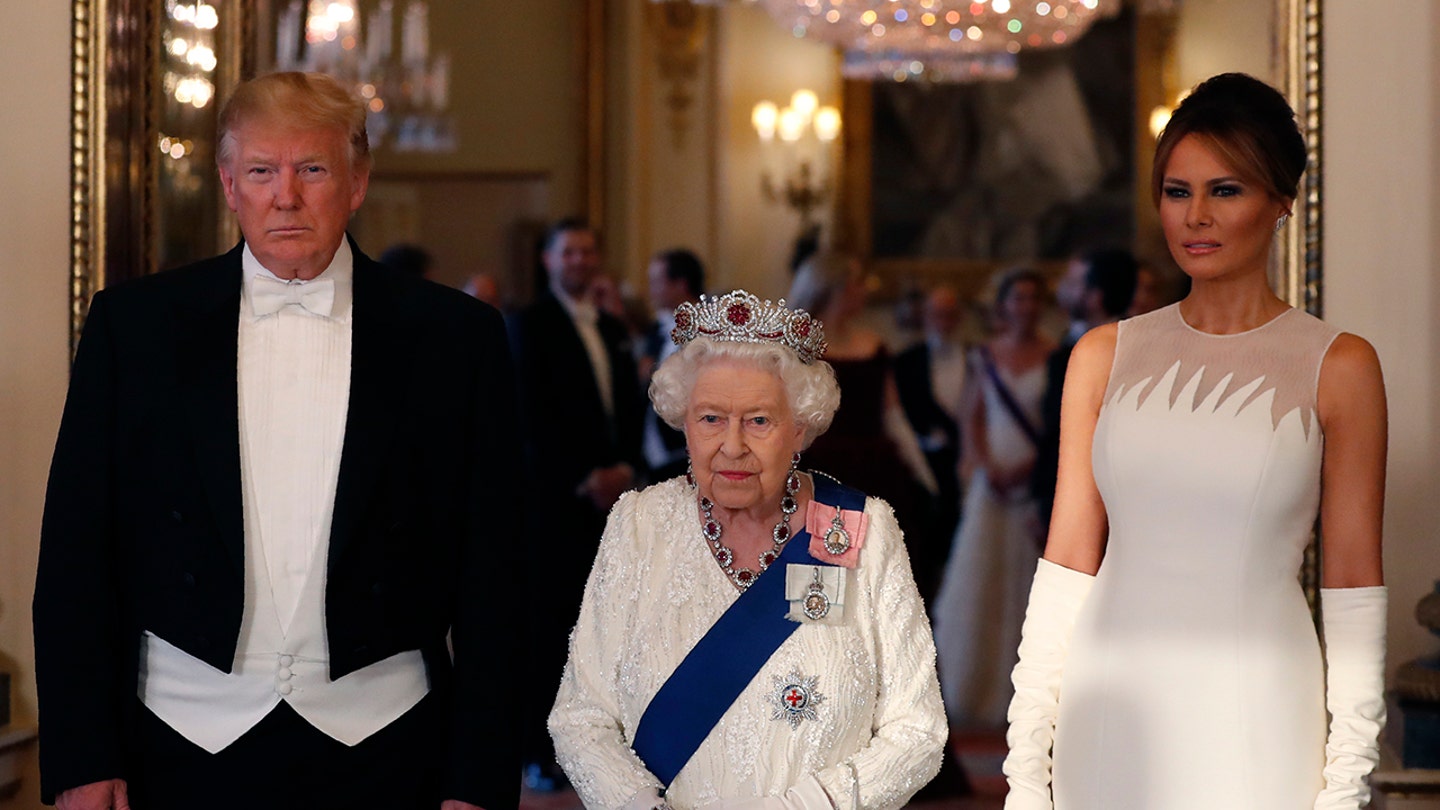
[509,218,643,790]
[34,72,520,810]
[894,285,967,601]
[639,247,705,483]
[1031,248,1137,532]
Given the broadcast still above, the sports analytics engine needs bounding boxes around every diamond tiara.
[671,290,828,365]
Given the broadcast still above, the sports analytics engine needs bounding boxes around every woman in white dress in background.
[932,268,1055,730]
[549,291,946,810]
[1004,73,1388,810]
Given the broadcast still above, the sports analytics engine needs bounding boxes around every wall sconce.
[1149,88,1189,139]
[752,89,842,227]
[1148,104,1172,139]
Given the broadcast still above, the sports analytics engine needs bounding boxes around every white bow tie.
[249,275,336,318]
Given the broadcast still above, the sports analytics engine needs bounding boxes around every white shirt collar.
[241,239,355,321]
[926,330,961,356]
[552,282,598,325]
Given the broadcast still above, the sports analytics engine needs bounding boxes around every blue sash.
[631,476,865,787]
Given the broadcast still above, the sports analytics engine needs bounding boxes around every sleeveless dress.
[804,350,929,543]
[932,351,1046,728]
[1051,303,1340,809]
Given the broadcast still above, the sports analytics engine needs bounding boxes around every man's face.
[544,229,600,298]
[218,119,368,280]
[924,288,961,339]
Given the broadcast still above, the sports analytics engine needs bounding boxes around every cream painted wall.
[607,0,839,305]
[604,0,722,297]
[377,1,585,217]
[715,5,840,300]
[1324,0,1440,680]
[1173,0,1272,92]
[0,0,71,805]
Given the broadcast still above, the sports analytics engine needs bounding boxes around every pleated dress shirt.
[139,240,429,752]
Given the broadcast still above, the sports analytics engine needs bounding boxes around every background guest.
[931,267,1054,732]
[1127,260,1167,317]
[787,251,937,550]
[1031,248,1137,533]
[461,271,502,309]
[508,216,643,791]
[639,247,706,482]
[894,284,968,602]
[379,241,433,280]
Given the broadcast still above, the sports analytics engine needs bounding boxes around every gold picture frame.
[70,0,254,355]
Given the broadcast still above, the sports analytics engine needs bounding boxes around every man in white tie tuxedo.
[34,72,520,810]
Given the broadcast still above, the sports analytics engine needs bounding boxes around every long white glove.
[1315,586,1388,810]
[1002,559,1096,810]
[700,776,835,810]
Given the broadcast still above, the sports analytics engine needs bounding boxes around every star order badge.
[770,671,825,729]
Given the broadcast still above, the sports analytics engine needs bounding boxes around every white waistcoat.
[138,243,428,754]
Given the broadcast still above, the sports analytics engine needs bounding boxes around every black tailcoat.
[34,241,522,808]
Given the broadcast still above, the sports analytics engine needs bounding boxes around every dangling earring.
[686,458,695,489]
[1274,212,1291,232]
[785,452,802,498]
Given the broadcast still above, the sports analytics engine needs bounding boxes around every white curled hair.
[650,337,841,449]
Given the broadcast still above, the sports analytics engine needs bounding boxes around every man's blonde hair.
[217,72,370,170]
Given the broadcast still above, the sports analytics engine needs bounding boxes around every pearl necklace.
[697,469,802,591]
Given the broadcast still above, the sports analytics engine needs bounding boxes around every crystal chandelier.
[759,0,1121,82]
[273,0,455,152]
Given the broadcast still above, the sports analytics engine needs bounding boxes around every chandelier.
[759,0,1121,82]
[273,0,455,152]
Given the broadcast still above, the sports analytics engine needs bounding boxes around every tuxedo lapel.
[541,295,603,405]
[328,250,412,567]
[177,247,246,574]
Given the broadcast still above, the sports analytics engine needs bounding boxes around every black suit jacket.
[892,341,961,484]
[509,293,643,531]
[640,322,688,481]
[1031,338,1075,528]
[33,240,522,807]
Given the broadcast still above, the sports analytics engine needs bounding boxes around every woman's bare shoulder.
[1322,332,1383,379]
[1069,322,1119,374]
[1319,332,1385,420]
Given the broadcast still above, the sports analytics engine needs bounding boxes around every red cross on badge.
[770,671,824,729]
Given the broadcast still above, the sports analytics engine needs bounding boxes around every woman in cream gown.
[933,268,1053,730]
[1003,74,1388,810]
[549,290,946,810]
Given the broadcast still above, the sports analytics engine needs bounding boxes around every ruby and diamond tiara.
[671,290,828,365]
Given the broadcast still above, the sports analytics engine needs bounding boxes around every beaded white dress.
[1051,304,1339,809]
[548,477,946,810]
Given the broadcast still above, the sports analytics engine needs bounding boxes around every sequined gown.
[548,477,946,810]
[1051,304,1339,809]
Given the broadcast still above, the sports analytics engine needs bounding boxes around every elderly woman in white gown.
[549,291,946,810]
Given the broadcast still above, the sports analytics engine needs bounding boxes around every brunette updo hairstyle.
[1151,73,1307,207]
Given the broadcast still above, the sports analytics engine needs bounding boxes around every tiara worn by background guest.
[548,290,946,810]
